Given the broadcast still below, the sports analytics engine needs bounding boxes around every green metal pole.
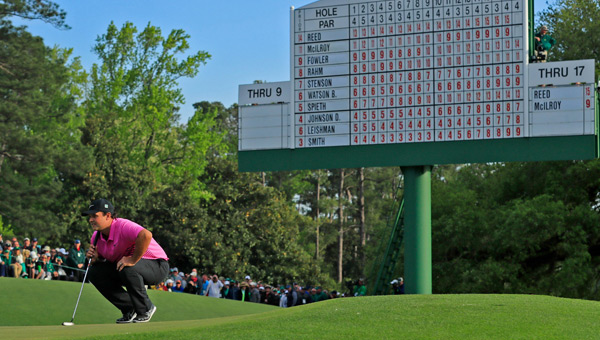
[402,166,432,294]
[529,0,535,61]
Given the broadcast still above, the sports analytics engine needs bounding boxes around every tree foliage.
[431,161,600,299]
[0,0,68,29]
[538,0,600,73]
[0,20,90,243]
[79,22,216,212]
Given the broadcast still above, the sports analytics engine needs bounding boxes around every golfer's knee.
[118,266,140,280]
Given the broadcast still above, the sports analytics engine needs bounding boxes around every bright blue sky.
[14,0,552,123]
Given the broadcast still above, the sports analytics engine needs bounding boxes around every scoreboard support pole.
[402,166,432,294]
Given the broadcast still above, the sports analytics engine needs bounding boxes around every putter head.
[62,322,75,326]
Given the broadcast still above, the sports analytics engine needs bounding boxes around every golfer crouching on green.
[83,198,169,323]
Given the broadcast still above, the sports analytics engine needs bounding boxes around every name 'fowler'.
[307,55,329,65]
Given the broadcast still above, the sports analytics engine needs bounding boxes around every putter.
[62,234,99,326]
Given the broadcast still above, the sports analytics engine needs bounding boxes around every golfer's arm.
[131,229,152,264]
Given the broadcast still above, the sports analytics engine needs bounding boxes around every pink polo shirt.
[92,218,168,263]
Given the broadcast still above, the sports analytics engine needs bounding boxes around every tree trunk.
[359,167,366,276]
[0,142,5,176]
[315,170,321,259]
[338,169,345,283]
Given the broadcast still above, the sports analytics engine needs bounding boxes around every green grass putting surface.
[2,277,600,339]
[0,277,274,327]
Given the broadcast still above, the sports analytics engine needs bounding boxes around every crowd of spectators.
[0,234,87,281]
[1,234,406,305]
[150,270,404,307]
[150,269,347,307]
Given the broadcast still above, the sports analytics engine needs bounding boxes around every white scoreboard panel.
[293,0,527,148]
[529,84,596,137]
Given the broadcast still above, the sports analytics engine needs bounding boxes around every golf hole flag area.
[237,0,597,172]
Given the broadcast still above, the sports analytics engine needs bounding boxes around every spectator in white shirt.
[205,275,224,298]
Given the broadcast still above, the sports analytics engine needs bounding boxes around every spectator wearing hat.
[220,280,231,299]
[534,25,556,62]
[168,268,187,290]
[172,280,185,293]
[393,277,405,295]
[168,267,180,284]
[244,275,251,283]
[59,248,68,266]
[286,284,298,307]
[67,239,86,281]
[22,238,32,251]
[178,271,187,290]
[50,248,67,280]
[259,285,267,303]
[35,252,55,280]
[206,274,224,298]
[225,279,239,299]
[189,269,199,284]
[3,240,11,252]
[279,290,288,308]
[238,281,251,301]
[249,281,261,303]
[264,286,280,306]
[186,270,199,293]
[25,250,37,278]
[31,238,41,254]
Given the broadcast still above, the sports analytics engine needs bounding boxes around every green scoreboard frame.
[239,135,598,172]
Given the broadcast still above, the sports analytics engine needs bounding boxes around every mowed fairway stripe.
[1,316,251,340]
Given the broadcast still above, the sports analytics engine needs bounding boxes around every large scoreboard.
[294,0,526,148]
[237,0,597,172]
